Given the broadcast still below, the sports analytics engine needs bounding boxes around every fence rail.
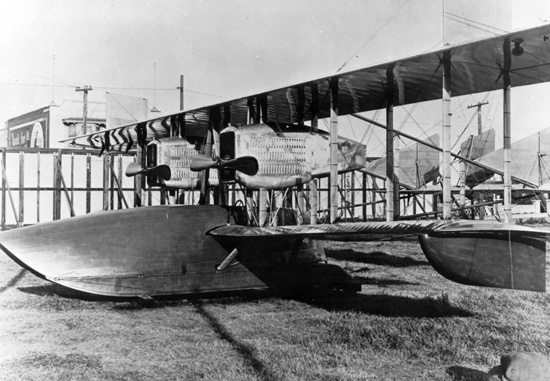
[0,147,408,229]
[0,148,139,229]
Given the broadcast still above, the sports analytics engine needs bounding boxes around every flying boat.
[2,24,550,298]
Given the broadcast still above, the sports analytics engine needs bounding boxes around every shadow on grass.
[325,249,427,267]
[295,290,473,318]
[352,276,421,287]
[0,269,26,294]
[18,284,136,303]
[446,366,487,381]
[192,300,280,381]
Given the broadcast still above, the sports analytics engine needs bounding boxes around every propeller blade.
[221,156,259,176]
[125,163,171,181]
[190,155,259,177]
[190,155,218,172]
[125,162,143,177]
[147,165,171,181]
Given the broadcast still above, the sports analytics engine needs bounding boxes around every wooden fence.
[0,147,405,229]
[0,148,140,229]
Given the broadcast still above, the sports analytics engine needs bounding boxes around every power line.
[0,81,228,99]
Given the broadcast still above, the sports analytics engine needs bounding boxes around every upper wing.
[63,24,550,152]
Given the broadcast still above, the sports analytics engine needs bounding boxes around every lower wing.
[209,220,548,292]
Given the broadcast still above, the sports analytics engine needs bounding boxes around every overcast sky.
[1,0,550,149]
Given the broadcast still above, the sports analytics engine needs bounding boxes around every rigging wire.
[444,12,510,36]
[335,0,414,73]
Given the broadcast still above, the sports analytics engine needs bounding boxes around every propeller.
[125,162,171,181]
[190,155,259,176]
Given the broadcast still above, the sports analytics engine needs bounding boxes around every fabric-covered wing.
[209,220,549,292]
[63,24,550,152]
[208,220,450,240]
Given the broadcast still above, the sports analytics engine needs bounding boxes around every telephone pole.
[177,75,184,111]
[467,100,489,135]
[75,85,93,135]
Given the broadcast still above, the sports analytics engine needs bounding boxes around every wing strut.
[216,248,239,272]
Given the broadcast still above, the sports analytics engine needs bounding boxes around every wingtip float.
[419,221,548,292]
[0,205,546,298]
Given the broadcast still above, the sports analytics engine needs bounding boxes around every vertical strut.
[329,77,339,223]
[386,66,398,221]
[503,39,512,223]
[442,50,452,219]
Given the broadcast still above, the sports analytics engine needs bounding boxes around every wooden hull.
[0,205,354,298]
[0,206,261,297]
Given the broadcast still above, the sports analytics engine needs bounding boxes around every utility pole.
[75,85,93,135]
[177,75,184,111]
[467,101,489,135]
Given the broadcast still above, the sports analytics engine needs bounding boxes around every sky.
[1,0,550,153]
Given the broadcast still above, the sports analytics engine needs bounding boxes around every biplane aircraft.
[1,24,550,298]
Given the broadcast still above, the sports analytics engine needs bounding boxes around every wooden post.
[350,172,355,220]
[110,154,116,207]
[442,50,452,219]
[19,151,24,226]
[86,153,91,213]
[1,149,5,230]
[296,184,304,225]
[259,188,267,226]
[310,179,317,225]
[37,151,41,223]
[103,153,110,210]
[1,151,19,227]
[70,153,75,209]
[118,155,123,209]
[371,176,377,219]
[538,132,543,187]
[362,172,367,221]
[459,161,466,206]
[329,77,339,223]
[75,85,92,135]
[53,152,61,220]
[340,173,346,221]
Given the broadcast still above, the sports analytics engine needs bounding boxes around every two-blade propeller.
[125,155,258,180]
[190,155,259,176]
[125,162,171,180]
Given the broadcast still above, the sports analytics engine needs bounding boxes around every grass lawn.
[0,238,548,380]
